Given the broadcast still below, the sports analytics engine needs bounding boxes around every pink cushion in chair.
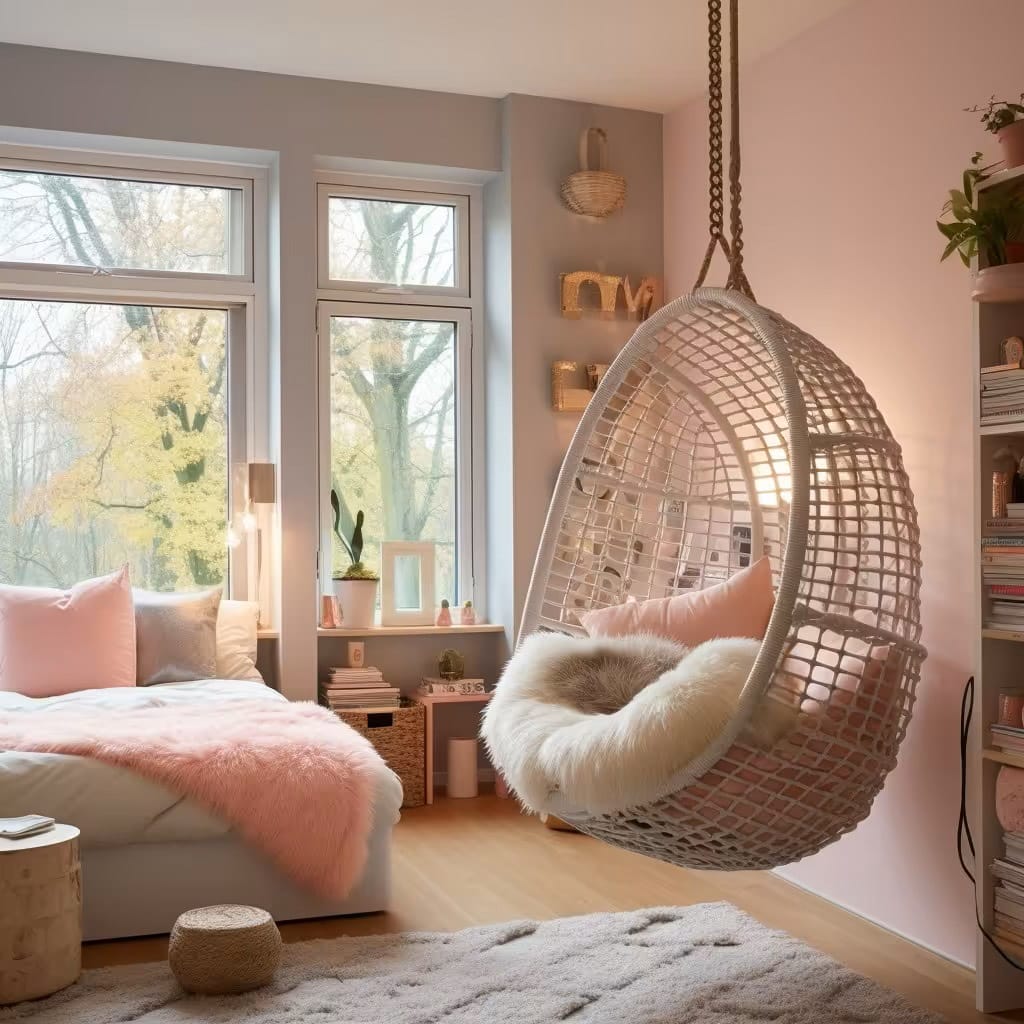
[0,565,136,697]
[580,556,774,645]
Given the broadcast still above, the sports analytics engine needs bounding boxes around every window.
[318,178,478,611]
[0,162,249,278]
[317,184,469,296]
[0,150,258,595]
[0,298,231,589]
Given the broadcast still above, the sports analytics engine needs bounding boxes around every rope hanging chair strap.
[693,0,755,302]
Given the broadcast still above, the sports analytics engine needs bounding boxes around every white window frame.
[316,182,470,300]
[317,301,473,606]
[315,172,483,617]
[0,143,268,606]
[0,149,252,284]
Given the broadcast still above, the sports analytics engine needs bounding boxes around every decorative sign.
[551,361,609,412]
[560,271,662,321]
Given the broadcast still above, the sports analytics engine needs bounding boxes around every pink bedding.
[0,698,382,898]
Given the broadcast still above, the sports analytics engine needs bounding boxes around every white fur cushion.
[481,633,796,816]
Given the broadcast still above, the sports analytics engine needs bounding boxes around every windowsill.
[317,623,505,638]
[256,628,279,640]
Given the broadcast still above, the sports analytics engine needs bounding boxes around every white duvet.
[0,681,403,847]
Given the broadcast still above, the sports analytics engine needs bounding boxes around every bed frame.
[81,818,392,941]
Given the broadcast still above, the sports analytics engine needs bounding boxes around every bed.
[0,680,403,940]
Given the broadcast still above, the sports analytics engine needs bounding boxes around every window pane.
[0,169,242,275]
[327,196,456,287]
[329,315,457,605]
[0,298,228,589]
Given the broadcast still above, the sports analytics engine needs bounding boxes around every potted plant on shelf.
[938,152,1024,301]
[332,510,379,629]
[968,94,1024,170]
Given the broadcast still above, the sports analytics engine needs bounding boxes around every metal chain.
[725,0,754,298]
[693,0,756,301]
[706,0,724,241]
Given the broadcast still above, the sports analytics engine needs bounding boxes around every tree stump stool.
[169,905,281,995]
[0,824,82,1005]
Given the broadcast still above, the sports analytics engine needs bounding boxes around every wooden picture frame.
[380,541,437,626]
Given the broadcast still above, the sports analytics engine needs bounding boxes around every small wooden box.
[332,702,425,808]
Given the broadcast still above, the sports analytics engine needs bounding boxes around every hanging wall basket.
[561,127,627,218]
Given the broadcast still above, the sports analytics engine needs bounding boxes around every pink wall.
[665,0,1024,965]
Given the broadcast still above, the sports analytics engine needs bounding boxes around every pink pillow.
[580,556,774,645]
[0,566,136,697]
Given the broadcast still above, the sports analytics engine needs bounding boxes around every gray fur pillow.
[134,588,222,685]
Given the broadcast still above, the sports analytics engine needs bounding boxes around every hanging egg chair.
[509,0,926,871]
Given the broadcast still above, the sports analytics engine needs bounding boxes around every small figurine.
[438,648,465,681]
[436,599,453,627]
[459,600,477,625]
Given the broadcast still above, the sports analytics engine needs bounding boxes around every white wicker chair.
[520,288,926,870]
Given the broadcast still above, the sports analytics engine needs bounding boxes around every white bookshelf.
[973,162,1024,1013]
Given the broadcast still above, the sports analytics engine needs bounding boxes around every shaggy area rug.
[2,904,945,1023]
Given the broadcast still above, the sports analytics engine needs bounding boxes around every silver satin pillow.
[134,588,222,685]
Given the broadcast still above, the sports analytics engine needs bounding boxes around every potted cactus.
[332,509,379,629]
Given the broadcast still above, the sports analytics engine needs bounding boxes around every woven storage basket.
[332,702,425,808]
[561,127,626,218]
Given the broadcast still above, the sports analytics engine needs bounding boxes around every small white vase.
[334,578,378,629]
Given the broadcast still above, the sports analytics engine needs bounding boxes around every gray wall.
[486,95,664,635]
[0,44,663,707]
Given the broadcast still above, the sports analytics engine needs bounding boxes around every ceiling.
[0,0,858,113]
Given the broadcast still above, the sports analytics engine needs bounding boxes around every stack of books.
[983,530,1024,629]
[0,814,55,839]
[982,363,1024,423]
[992,835,1024,956]
[319,667,401,710]
[991,722,1024,754]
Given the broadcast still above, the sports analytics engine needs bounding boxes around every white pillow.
[216,600,263,682]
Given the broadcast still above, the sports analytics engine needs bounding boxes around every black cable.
[959,675,1024,970]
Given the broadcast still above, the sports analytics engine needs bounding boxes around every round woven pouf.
[169,905,281,995]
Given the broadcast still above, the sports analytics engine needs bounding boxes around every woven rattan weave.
[520,287,925,869]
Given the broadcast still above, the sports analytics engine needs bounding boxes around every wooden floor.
[85,795,1020,1023]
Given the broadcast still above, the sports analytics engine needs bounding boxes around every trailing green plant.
[332,509,379,582]
[967,94,1024,134]
[937,152,1024,266]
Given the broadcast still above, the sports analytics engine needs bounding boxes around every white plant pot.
[334,578,378,629]
[973,263,1024,303]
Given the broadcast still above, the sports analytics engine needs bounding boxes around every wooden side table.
[411,692,491,804]
[0,824,81,1004]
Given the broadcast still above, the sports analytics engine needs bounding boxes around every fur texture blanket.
[481,633,796,815]
[0,699,382,898]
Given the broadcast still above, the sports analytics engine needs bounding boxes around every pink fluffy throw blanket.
[0,699,382,898]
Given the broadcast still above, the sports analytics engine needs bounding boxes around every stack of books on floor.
[319,667,401,710]
[982,363,1024,423]
[983,529,1024,630]
[992,834,1024,957]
